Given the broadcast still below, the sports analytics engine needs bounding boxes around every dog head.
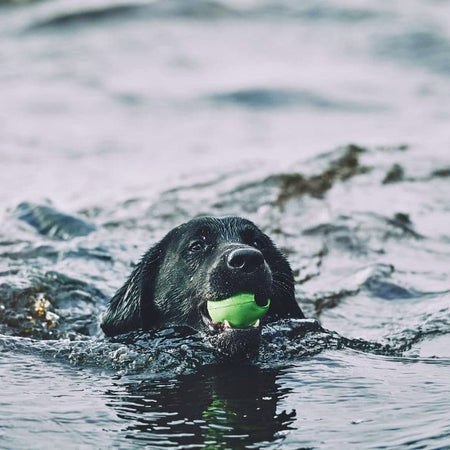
[101,216,304,359]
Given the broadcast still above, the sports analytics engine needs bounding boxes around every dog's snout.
[227,248,264,273]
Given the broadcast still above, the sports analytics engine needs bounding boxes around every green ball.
[207,293,270,328]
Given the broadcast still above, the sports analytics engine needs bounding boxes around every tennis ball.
[207,293,270,328]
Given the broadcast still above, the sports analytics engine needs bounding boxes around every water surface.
[1,0,450,448]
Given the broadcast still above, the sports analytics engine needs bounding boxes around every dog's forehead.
[184,216,259,240]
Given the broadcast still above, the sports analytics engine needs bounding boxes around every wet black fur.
[101,216,304,355]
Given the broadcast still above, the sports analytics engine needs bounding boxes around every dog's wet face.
[101,217,304,360]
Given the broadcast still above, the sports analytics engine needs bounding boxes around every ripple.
[208,88,386,112]
[376,28,450,76]
[15,202,96,240]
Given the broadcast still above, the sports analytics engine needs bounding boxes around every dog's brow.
[221,221,249,242]
[189,225,214,241]
[198,226,212,237]
[240,226,255,236]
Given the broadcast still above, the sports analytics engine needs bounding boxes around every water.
[1,0,450,448]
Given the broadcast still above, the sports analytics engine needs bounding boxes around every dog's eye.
[188,240,206,252]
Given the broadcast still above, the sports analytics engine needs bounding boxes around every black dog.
[101,216,304,359]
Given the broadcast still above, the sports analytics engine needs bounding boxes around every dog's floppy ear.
[101,243,164,337]
[267,248,305,320]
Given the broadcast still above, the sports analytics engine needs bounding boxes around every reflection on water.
[107,366,295,448]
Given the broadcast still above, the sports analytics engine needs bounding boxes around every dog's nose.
[227,248,264,273]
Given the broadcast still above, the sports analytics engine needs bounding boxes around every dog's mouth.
[200,303,261,333]
[200,301,231,333]
[199,293,269,333]
[198,293,270,361]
